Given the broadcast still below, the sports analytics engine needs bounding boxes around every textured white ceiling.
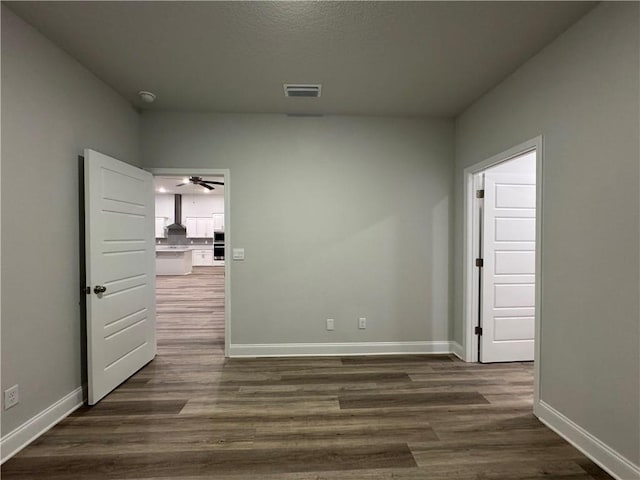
[6,1,595,117]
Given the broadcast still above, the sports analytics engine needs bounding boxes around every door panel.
[103,308,147,337]
[495,218,535,241]
[481,171,536,363]
[494,284,535,307]
[85,149,156,404]
[100,253,147,280]
[495,184,536,208]
[103,319,150,365]
[494,317,535,341]
[495,251,535,274]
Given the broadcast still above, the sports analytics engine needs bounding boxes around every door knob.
[93,285,107,294]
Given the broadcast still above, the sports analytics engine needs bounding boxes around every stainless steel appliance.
[214,231,224,260]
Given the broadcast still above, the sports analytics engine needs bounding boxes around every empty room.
[1,2,638,479]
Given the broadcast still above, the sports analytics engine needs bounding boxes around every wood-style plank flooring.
[2,267,613,479]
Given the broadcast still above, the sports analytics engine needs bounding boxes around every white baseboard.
[229,341,455,357]
[1,387,84,464]
[536,400,640,480]
[451,341,465,360]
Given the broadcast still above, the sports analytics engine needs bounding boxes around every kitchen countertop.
[156,244,214,251]
[155,246,193,253]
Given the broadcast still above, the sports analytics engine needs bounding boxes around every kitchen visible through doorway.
[153,173,227,357]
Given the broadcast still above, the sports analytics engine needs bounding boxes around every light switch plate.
[232,248,245,260]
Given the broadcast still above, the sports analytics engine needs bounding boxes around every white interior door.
[480,171,536,362]
[85,149,156,404]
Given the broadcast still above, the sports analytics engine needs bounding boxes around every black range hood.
[165,194,186,234]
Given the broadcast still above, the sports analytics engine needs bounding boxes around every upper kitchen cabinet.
[155,194,174,238]
[156,194,174,218]
[155,217,168,238]
[185,217,197,237]
[213,213,225,232]
[203,217,215,237]
[186,216,214,238]
[182,194,223,238]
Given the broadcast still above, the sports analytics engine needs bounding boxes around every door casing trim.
[461,135,543,410]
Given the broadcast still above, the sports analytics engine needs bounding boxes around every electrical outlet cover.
[4,385,19,410]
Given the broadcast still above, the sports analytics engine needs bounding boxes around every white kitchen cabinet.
[186,216,214,238]
[213,213,225,232]
[198,217,214,238]
[155,217,168,238]
[192,249,214,266]
[185,217,198,237]
[155,195,174,219]
[156,248,193,275]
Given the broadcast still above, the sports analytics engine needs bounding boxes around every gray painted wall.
[1,6,140,435]
[3,1,636,471]
[454,2,639,465]
[141,113,454,346]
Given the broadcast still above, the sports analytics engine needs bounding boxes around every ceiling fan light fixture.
[174,176,224,191]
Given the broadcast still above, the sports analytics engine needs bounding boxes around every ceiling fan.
[175,176,224,191]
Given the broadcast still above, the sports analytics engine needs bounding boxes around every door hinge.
[83,286,91,295]
[475,326,483,336]
[475,258,484,267]
[476,189,484,199]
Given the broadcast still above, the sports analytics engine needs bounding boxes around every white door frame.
[146,168,231,358]
[462,136,543,404]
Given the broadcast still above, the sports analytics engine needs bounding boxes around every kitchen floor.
[1,267,613,479]
[156,265,225,356]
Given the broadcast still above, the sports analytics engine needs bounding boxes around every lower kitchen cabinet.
[192,249,214,266]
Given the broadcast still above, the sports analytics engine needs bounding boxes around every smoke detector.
[138,90,157,103]
[283,84,322,98]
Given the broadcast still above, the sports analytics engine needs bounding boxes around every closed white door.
[480,172,536,363]
[85,149,156,404]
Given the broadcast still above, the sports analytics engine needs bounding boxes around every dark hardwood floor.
[2,267,613,479]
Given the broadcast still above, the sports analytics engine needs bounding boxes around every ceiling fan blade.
[175,183,188,187]
[200,180,225,186]
[197,182,215,190]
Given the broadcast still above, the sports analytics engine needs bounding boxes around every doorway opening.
[148,168,230,358]
[462,136,542,399]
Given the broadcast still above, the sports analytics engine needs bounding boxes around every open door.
[480,171,536,363]
[84,149,156,404]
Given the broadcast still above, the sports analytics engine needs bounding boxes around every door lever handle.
[94,285,107,294]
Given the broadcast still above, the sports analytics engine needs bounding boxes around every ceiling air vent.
[283,84,322,98]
